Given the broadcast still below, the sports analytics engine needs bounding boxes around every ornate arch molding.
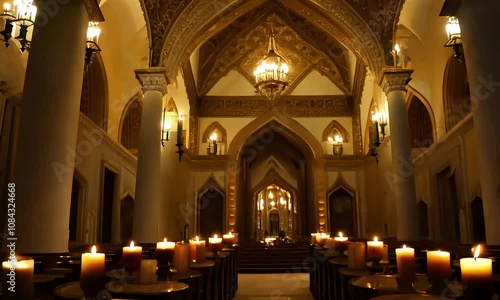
[165,97,179,114]
[160,0,385,82]
[251,168,298,199]
[227,108,324,160]
[202,121,227,143]
[322,120,350,142]
[406,86,437,144]
[198,173,225,198]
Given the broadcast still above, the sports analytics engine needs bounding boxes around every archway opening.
[328,188,355,237]
[199,188,224,239]
[256,185,295,239]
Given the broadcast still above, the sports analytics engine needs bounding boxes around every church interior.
[0,0,499,299]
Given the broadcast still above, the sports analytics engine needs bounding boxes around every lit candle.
[2,257,34,299]
[367,236,384,261]
[122,241,142,274]
[80,246,105,297]
[208,234,223,255]
[190,236,206,262]
[396,245,415,281]
[334,232,349,247]
[316,233,330,247]
[222,232,236,245]
[173,241,190,273]
[460,245,493,299]
[177,115,183,145]
[348,242,366,270]
[311,233,320,245]
[427,250,451,286]
[155,238,175,263]
[139,259,157,284]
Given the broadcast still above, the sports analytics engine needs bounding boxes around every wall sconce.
[207,132,218,155]
[378,113,388,140]
[85,21,101,66]
[161,108,170,146]
[328,135,343,156]
[176,115,184,162]
[444,16,463,63]
[0,0,37,52]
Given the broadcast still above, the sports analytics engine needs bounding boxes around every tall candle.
[222,232,236,245]
[190,236,206,262]
[348,242,366,270]
[80,246,105,297]
[367,236,384,261]
[2,258,34,300]
[208,234,223,254]
[174,241,190,272]
[139,259,157,284]
[123,241,142,274]
[396,245,415,281]
[460,245,493,300]
[155,238,175,263]
[177,115,184,145]
[427,250,451,286]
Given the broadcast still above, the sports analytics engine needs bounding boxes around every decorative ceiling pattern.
[197,3,351,96]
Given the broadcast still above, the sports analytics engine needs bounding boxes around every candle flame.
[130,241,134,247]
[214,234,218,238]
[228,232,233,236]
[374,236,378,242]
[91,245,96,254]
[339,232,343,238]
[473,245,481,259]
[403,244,407,249]
[196,236,199,241]
[163,238,167,242]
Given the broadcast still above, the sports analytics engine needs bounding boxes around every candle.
[190,236,206,262]
[334,232,349,248]
[311,233,320,245]
[80,246,105,297]
[139,259,157,284]
[348,242,366,270]
[177,115,183,145]
[396,245,415,281]
[2,257,34,300]
[155,238,175,263]
[122,241,142,274]
[173,241,190,273]
[222,232,235,245]
[427,250,451,286]
[367,236,384,261]
[316,233,330,247]
[460,245,493,300]
[208,234,223,255]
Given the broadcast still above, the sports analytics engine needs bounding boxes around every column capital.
[378,67,414,94]
[135,68,169,95]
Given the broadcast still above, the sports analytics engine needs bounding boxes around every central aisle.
[235,273,313,300]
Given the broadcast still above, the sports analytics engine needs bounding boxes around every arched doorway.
[120,195,134,244]
[255,183,296,239]
[471,196,486,243]
[199,189,224,238]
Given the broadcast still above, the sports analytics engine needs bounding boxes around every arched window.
[80,53,108,130]
[119,94,142,156]
[407,94,434,148]
[202,121,227,155]
[443,56,471,131]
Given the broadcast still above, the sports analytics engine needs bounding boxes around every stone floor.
[235,273,313,300]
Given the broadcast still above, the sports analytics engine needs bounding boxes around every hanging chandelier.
[254,28,289,102]
[0,0,37,52]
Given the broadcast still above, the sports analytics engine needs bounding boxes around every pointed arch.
[406,87,436,148]
[251,168,298,200]
[198,173,225,237]
[80,53,108,131]
[322,120,350,142]
[227,108,324,160]
[202,121,227,143]
[198,173,225,197]
[442,55,471,132]
[327,172,357,237]
[363,99,379,155]
[165,97,179,114]
[118,93,143,155]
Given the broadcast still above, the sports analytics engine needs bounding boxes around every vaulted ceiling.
[140,0,404,81]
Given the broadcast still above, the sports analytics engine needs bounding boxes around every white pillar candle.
[155,238,175,263]
[139,259,157,284]
[80,246,105,296]
[348,242,366,270]
[427,250,451,285]
[190,236,206,262]
[367,236,384,261]
[222,232,236,245]
[122,241,142,274]
[208,234,223,254]
[2,258,34,300]
[460,246,493,298]
[334,232,349,248]
[396,245,415,281]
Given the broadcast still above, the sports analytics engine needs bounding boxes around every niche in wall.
[327,174,357,237]
[101,167,116,243]
[119,94,142,156]
[417,200,429,239]
[407,88,435,148]
[120,194,135,244]
[471,196,486,243]
[198,175,225,238]
[437,167,460,242]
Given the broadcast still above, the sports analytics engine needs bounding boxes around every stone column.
[457,1,500,245]
[379,68,419,241]
[133,68,168,243]
[13,1,89,253]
